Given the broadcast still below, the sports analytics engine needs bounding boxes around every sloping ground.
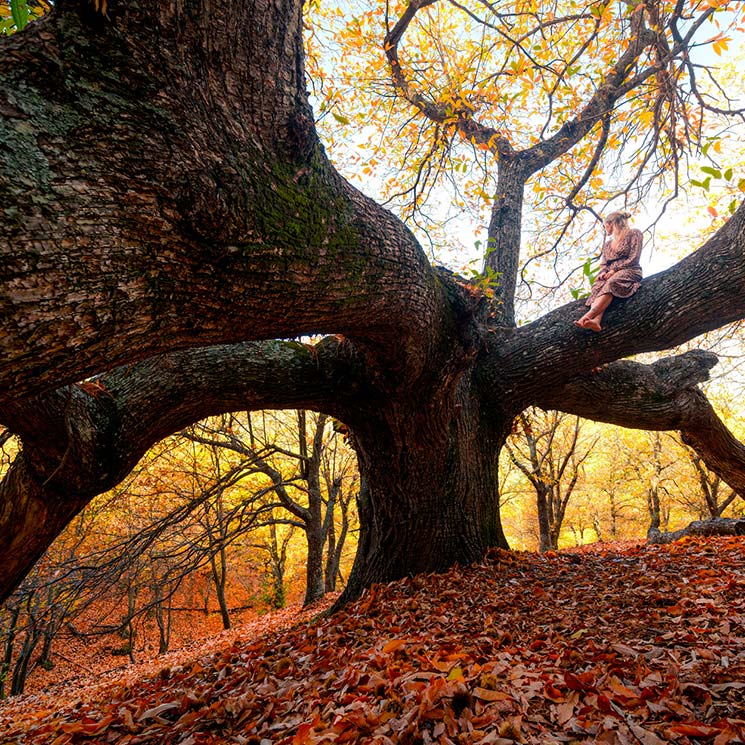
[1,538,744,744]
[0,602,331,712]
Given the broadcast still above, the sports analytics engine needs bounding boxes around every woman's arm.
[597,243,609,275]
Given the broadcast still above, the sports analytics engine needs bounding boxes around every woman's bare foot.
[583,318,602,332]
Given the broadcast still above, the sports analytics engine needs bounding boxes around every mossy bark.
[0,0,442,402]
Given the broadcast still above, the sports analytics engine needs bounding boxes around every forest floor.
[1,537,744,744]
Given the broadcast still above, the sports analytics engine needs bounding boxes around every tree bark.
[303,414,327,605]
[648,517,745,544]
[210,549,231,631]
[338,372,510,604]
[535,351,745,500]
[0,0,446,402]
[266,521,288,609]
[484,160,528,326]
[323,478,345,593]
[536,489,553,553]
[303,526,325,605]
[0,602,21,699]
[153,583,171,654]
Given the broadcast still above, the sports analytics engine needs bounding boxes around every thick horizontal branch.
[485,198,745,405]
[0,337,368,602]
[533,350,745,498]
[533,349,718,429]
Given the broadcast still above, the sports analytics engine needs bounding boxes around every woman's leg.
[574,293,612,330]
[578,292,613,331]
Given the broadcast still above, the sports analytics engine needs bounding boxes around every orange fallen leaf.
[473,687,513,702]
[382,638,406,654]
[668,723,722,737]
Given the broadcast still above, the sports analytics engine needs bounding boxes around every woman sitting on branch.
[575,211,643,332]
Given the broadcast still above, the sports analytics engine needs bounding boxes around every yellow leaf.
[637,110,654,126]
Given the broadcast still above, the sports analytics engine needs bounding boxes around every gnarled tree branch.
[533,349,745,498]
[0,0,447,401]
[0,337,366,602]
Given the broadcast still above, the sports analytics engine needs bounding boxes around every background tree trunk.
[303,414,327,605]
[265,521,289,609]
[0,603,21,699]
[536,489,553,553]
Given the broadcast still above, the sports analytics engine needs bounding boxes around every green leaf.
[729,199,738,215]
[724,168,733,181]
[332,112,350,126]
[10,0,30,30]
[701,166,721,179]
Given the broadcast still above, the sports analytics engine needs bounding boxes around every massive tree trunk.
[0,0,442,401]
[2,0,745,607]
[340,372,510,603]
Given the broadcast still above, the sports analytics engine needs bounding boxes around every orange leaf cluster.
[2,538,745,744]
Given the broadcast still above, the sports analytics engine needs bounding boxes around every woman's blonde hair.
[604,211,631,230]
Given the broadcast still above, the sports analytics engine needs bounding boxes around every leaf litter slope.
[2,538,745,744]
